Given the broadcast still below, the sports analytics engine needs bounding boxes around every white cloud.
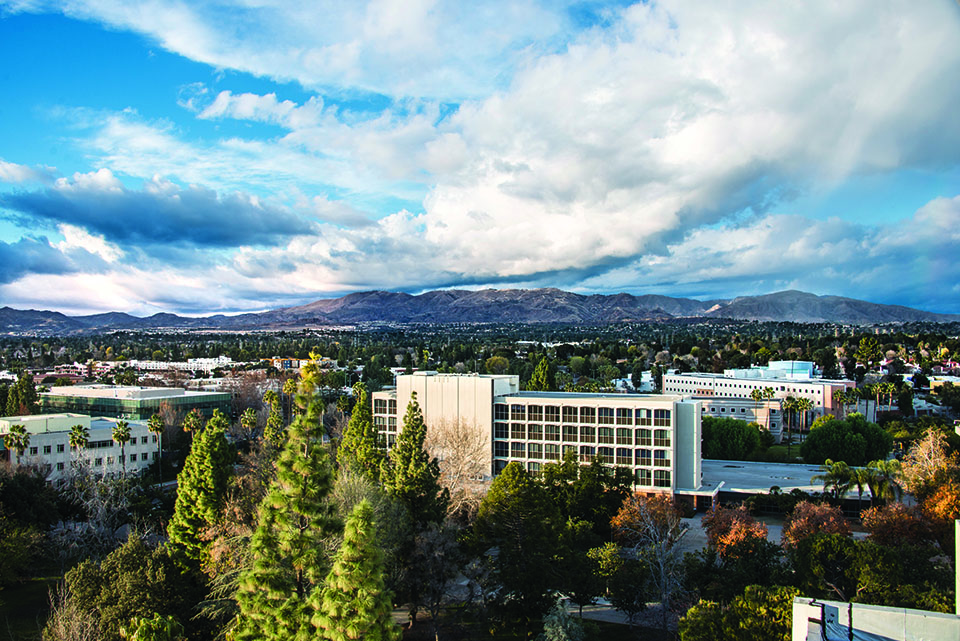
[56,223,124,262]
[0,158,52,184]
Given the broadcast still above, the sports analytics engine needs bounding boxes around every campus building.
[40,385,231,421]
[663,361,853,421]
[0,413,156,481]
[696,396,784,442]
[372,372,705,501]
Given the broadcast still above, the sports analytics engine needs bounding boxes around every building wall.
[40,386,232,420]
[698,397,784,442]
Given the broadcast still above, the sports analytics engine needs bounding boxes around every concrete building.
[372,372,705,503]
[40,385,231,420]
[697,396,784,442]
[792,597,960,640]
[0,413,156,481]
[663,361,853,421]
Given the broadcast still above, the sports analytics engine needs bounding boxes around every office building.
[40,385,231,421]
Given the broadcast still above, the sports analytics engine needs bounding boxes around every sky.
[0,1,959,317]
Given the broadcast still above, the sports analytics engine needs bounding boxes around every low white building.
[696,396,784,442]
[0,413,156,481]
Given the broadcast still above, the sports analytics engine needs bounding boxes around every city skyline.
[1,1,959,316]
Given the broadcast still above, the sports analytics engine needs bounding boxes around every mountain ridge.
[1,289,958,334]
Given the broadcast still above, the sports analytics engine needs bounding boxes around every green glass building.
[40,385,232,421]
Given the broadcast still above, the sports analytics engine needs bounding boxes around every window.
[544,424,560,441]
[527,424,543,440]
[616,428,632,445]
[528,405,543,421]
[141,453,148,461]
[579,445,595,462]
[579,407,596,423]
[598,427,614,444]
[510,423,526,439]
[636,429,652,446]
[598,407,614,424]
[636,408,652,426]
[654,450,670,467]
[598,446,614,464]
[375,416,387,428]
[57,462,65,471]
[43,445,52,454]
[140,436,147,444]
[616,448,632,465]
[388,399,397,414]
[107,456,114,465]
[544,406,560,422]
[510,442,526,458]
[528,462,541,473]
[495,459,508,474]
[95,457,103,466]
[494,442,508,458]
[152,452,158,460]
[654,409,671,426]
[495,404,509,421]
[386,434,397,448]
[616,408,633,425]
[579,426,596,442]
[654,429,671,447]
[57,443,65,453]
[528,443,543,459]
[152,435,158,443]
[563,425,578,442]
[636,449,651,466]
[374,399,387,414]
[545,443,560,460]
[29,447,38,456]
[494,423,508,439]
[637,469,652,486]
[130,454,137,462]
[562,406,578,423]
[654,470,671,488]
[388,417,396,430]
[511,405,526,421]
[563,444,577,456]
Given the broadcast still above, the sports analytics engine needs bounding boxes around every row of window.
[494,404,671,426]
[25,434,158,456]
[90,452,158,466]
[373,399,398,414]
[373,416,398,431]
[493,460,671,488]
[493,423,671,447]
[494,442,671,466]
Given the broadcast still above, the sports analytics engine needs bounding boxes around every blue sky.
[0,1,959,316]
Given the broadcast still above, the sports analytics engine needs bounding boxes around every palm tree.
[867,459,902,503]
[68,423,89,467]
[761,387,776,431]
[3,424,30,466]
[882,382,897,412]
[240,407,257,439]
[147,413,164,482]
[833,388,848,419]
[112,420,131,475]
[182,409,203,443]
[812,458,853,500]
[795,397,814,441]
[850,466,874,511]
[782,396,798,453]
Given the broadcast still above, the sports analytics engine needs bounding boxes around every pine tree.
[338,382,384,482]
[234,373,339,641]
[528,356,554,391]
[311,499,401,641]
[381,393,449,526]
[167,410,233,563]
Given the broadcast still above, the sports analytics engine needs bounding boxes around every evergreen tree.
[381,393,449,525]
[311,499,401,641]
[528,356,554,391]
[167,410,233,563]
[234,373,339,641]
[338,382,384,481]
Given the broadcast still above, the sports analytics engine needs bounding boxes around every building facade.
[0,413,156,481]
[697,396,784,442]
[373,372,703,498]
[40,385,231,420]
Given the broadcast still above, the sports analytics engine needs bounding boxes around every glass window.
[494,422,508,439]
[57,443,65,453]
[544,406,560,423]
[562,407,578,423]
[130,454,136,462]
[107,456,114,465]
[95,457,103,466]
[545,443,560,460]
[511,405,526,421]
[579,407,596,423]
[579,426,596,442]
[563,425,578,442]
[654,409,671,426]
[654,470,671,487]
[29,446,38,455]
[510,423,526,439]
[388,399,397,414]
[152,435,158,443]
[616,428,632,445]
[636,429,652,446]
[494,442,508,458]
[510,442,526,458]
[57,462,65,471]
[141,452,148,461]
[528,443,543,459]
[616,408,633,425]
[528,405,543,422]
[636,449,652,466]
[598,408,614,424]
[494,404,509,421]
[616,448,631,465]
[579,445,595,462]
[598,446,614,464]
[654,450,670,467]
[494,459,508,474]
[528,424,543,440]
[43,445,52,454]
[598,427,614,444]
[374,399,387,414]
[636,408,652,426]
[544,424,560,441]
[562,444,577,456]
[654,430,671,447]
[528,461,541,473]
[636,468,652,486]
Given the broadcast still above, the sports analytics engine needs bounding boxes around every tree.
[69,423,90,465]
[795,397,814,440]
[423,418,489,520]
[760,387,776,430]
[679,585,798,641]
[5,371,38,416]
[855,336,882,371]
[537,596,585,641]
[700,417,762,460]
[181,409,203,443]
[3,424,29,465]
[866,458,903,503]
[166,410,233,564]
[812,459,853,500]
[611,493,686,631]
[528,356,553,391]
[588,542,649,627]
[338,382,384,482]
[381,393,449,526]
[781,501,850,549]
[861,502,930,547]
[112,420,132,475]
[239,407,258,440]
[800,413,892,466]
[900,429,958,500]
[120,613,185,641]
[484,355,509,375]
[310,499,401,641]
[234,371,339,641]
[147,413,164,482]
[263,389,284,446]
[700,504,767,556]
[782,395,798,453]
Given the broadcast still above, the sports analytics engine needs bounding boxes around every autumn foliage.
[860,502,929,547]
[611,493,682,547]
[781,501,849,548]
[701,505,768,556]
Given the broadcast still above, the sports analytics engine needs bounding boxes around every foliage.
[537,597,585,641]
[310,499,401,641]
[800,413,892,466]
[167,409,234,564]
[684,536,785,604]
[679,585,798,641]
[700,417,762,460]
[527,356,554,392]
[3,423,30,463]
[700,504,767,556]
[901,429,959,500]
[861,502,930,547]
[338,382,384,482]
[541,451,632,538]
[588,542,649,627]
[5,371,39,416]
[120,613,185,641]
[781,501,850,548]
[112,420,132,474]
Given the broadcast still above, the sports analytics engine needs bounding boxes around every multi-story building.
[372,372,704,501]
[40,385,231,421]
[0,413,156,481]
[663,361,853,421]
[697,396,784,442]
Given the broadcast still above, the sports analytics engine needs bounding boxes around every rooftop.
[40,385,227,400]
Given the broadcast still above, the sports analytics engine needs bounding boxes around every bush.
[800,413,892,466]
[701,417,763,460]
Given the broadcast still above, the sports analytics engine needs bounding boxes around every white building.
[663,361,853,421]
[696,396,784,442]
[372,372,706,504]
[0,413,156,481]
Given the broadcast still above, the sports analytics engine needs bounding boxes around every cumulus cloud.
[0,170,317,248]
[0,159,53,184]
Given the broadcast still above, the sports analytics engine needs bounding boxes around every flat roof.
[504,391,686,402]
[701,459,827,495]
[41,385,228,400]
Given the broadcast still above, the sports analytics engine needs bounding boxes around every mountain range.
[1,289,957,334]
